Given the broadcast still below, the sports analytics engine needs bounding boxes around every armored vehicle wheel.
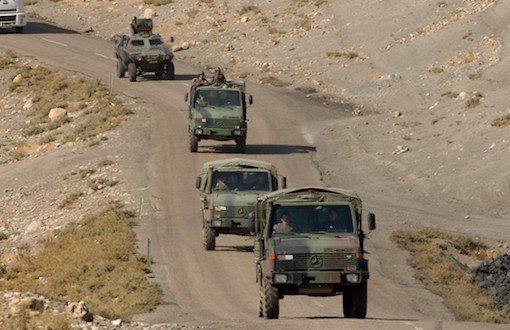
[116,59,126,78]
[127,63,137,82]
[190,135,198,153]
[343,282,367,318]
[203,226,216,250]
[155,70,163,77]
[260,279,279,319]
[165,62,175,80]
[15,27,24,34]
[236,137,246,153]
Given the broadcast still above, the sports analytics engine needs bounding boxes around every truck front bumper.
[192,127,247,141]
[270,270,369,285]
[0,12,26,28]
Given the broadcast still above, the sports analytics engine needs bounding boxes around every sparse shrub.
[441,91,459,98]
[491,114,510,127]
[260,76,291,88]
[99,159,115,167]
[431,116,446,125]
[466,96,481,109]
[58,192,84,209]
[468,72,482,80]
[143,0,173,5]
[429,66,444,74]
[0,50,17,70]
[326,51,359,59]
[238,5,261,15]
[39,134,57,145]
[186,8,199,18]
[267,27,285,35]
[296,86,317,94]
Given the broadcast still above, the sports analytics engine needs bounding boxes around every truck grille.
[0,15,16,22]
[275,253,356,271]
[0,9,17,13]
[204,118,239,128]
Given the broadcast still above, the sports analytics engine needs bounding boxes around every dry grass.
[238,5,261,15]
[391,228,509,323]
[0,206,161,320]
[441,91,459,98]
[326,51,360,60]
[260,76,291,88]
[58,192,84,209]
[0,50,17,70]
[429,65,444,74]
[296,86,318,94]
[491,114,510,127]
[466,95,482,109]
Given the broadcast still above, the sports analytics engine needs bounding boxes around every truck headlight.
[212,220,222,227]
[215,206,226,211]
[195,128,203,135]
[273,274,288,283]
[234,130,241,136]
[346,274,359,283]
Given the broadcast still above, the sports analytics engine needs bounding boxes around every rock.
[85,27,94,33]
[377,73,401,83]
[112,319,122,327]
[67,301,93,322]
[143,8,155,19]
[391,111,402,118]
[393,145,410,155]
[458,91,468,99]
[23,98,33,110]
[26,220,41,233]
[181,41,190,50]
[240,16,249,23]
[172,45,183,52]
[12,74,23,84]
[48,107,67,122]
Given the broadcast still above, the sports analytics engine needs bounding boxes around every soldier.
[273,213,293,233]
[323,208,353,232]
[130,16,139,34]
[214,174,228,190]
[212,67,226,84]
[192,71,209,86]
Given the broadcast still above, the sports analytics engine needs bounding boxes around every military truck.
[249,187,376,319]
[113,18,174,82]
[185,78,253,153]
[0,0,26,33]
[195,158,286,251]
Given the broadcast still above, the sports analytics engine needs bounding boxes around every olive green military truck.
[249,187,376,319]
[196,158,286,251]
[185,78,253,153]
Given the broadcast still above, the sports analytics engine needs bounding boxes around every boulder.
[12,74,23,84]
[48,107,67,122]
[67,301,94,322]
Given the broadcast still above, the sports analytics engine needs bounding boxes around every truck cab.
[251,187,376,319]
[195,158,286,250]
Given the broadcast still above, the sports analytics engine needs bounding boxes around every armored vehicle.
[114,19,174,82]
[250,187,376,319]
[185,77,253,153]
[195,158,286,251]
[0,0,26,33]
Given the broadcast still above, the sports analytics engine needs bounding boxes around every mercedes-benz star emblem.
[310,255,323,268]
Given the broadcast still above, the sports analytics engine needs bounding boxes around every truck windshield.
[149,39,163,45]
[195,90,241,107]
[271,205,354,235]
[212,171,270,192]
[130,40,144,46]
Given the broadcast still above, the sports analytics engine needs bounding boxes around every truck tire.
[15,27,24,34]
[236,136,246,153]
[203,226,216,251]
[343,282,367,319]
[260,279,279,319]
[128,63,137,82]
[165,62,175,80]
[116,59,126,78]
[190,135,198,152]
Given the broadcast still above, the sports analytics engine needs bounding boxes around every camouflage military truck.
[249,187,376,319]
[185,78,253,153]
[195,158,286,251]
[114,18,174,82]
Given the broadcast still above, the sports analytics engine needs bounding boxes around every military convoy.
[114,18,175,82]
[195,158,286,250]
[186,77,252,153]
[249,187,376,319]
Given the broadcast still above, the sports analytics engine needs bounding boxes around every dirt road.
[1,22,507,330]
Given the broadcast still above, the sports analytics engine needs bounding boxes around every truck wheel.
[260,279,279,319]
[15,27,24,34]
[116,59,126,78]
[190,135,198,153]
[155,70,162,78]
[236,136,246,153]
[127,63,137,82]
[203,226,216,251]
[343,282,367,318]
[165,62,175,80]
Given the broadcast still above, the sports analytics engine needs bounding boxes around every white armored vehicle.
[0,0,26,33]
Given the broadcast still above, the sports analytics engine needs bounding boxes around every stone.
[240,16,249,23]
[391,111,402,118]
[85,27,94,33]
[48,108,67,122]
[112,319,122,327]
[143,8,155,19]
[23,98,33,111]
[181,41,190,50]
[68,301,93,322]
[12,74,23,84]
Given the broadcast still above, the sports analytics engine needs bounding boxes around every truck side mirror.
[195,176,201,189]
[184,93,188,102]
[367,213,376,230]
[249,95,253,105]
[278,176,287,189]
[248,212,255,233]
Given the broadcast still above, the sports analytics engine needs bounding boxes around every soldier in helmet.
[192,71,209,86]
[130,16,139,34]
[212,67,226,84]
